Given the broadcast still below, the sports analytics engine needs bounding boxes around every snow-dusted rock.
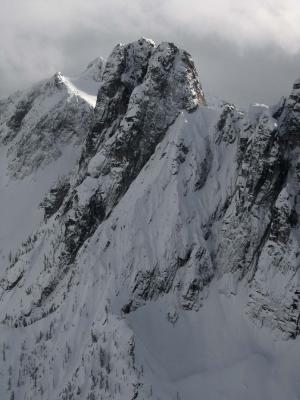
[0,39,299,400]
[0,65,102,261]
[0,72,94,178]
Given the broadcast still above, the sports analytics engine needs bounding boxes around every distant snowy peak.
[80,57,105,82]
[279,79,300,137]
[0,70,94,178]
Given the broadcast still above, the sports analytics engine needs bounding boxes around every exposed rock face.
[211,91,300,337]
[281,78,300,136]
[0,38,205,321]
[40,177,71,220]
[0,39,299,400]
[244,91,300,337]
[82,38,204,175]
[61,38,206,267]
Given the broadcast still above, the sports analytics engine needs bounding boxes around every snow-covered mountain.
[0,37,300,400]
[0,57,104,263]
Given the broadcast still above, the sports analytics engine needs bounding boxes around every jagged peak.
[114,37,156,50]
[97,38,205,112]
[287,76,300,108]
[41,71,69,92]
[277,77,300,136]
[146,41,206,109]
[99,38,155,91]
[137,37,155,46]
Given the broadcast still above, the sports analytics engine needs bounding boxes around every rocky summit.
[0,38,299,400]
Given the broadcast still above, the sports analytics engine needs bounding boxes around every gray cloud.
[1,0,300,106]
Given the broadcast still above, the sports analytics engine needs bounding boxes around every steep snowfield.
[71,106,300,400]
[130,286,300,400]
[0,38,299,400]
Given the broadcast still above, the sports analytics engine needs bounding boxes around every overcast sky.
[1,0,300,106]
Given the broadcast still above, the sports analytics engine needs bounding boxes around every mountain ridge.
[0,38,299,399]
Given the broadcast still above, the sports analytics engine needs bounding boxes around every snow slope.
[0,38,299,400]
[130,284,300,400]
